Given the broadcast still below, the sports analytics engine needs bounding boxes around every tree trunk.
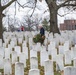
[46,0,60,34]
[0,0,15,42]
[0,11,4,42]
[49,8,60,34]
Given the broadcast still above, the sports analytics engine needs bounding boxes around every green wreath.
[33,34,45,44]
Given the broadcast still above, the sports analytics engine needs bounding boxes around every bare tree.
[0,0,16,41]
[22,15,33,31]
[39,0,76,34]
[22,15,41,31]
[0,0,37,41]
[8,17,21,31]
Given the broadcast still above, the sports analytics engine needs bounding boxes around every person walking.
[39,24,45,45]
[21,26,24,31]
[39,24,45,36]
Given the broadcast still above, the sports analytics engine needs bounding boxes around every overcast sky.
[3,0,76,27]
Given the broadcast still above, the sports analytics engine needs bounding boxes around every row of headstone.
[2,31,76,75]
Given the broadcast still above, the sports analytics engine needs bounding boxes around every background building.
[60,20,76,30]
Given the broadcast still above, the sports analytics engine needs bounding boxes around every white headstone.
[71,47,75,59]
[40,51,48,66]
[0,55,4,69]
[64,66,76,75]
[0,72,2,75]
[0,39,2,47]
[48,44,52,55]
[41,46,46,52]
[14,46,21,56]
[3,42,7,48]
[22,42,27,48]
[51,48,57,61]
[30,57,38,69]
[22,46,28,59]
[11,37,17,46]
[59,37,65,45]
[29,69,40,75]
[15,62,24,75]
[44,38,48,46]
[5,48,10,59]
[8,44,12,54]
[29,38,33,50]
[12,51,17,64]
[56,54,64,71]
[32,44,42,52]
[36,43,41,51]
[73,47,76,58]
[4,38,9,45]
[44,60,54,75]
[10,40,16,48]
[64,41,69,51]
[19,53,26,68]
[4,59,12,75]
[59,46,64,54]
[0,47,4,57]
[18,38,23,44]
[30,50,37,58]
[73,58,76,68]
[49,41,56,49]
[64,50,71,64]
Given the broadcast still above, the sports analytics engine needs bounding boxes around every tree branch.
[23,1,32,7]
[57,12,70,17]
[16,0,24,8]
[63,4,76,7]
[58,0,76,9]
[2,0,16,11]
[30,0,37,17]
[30,4,36,17]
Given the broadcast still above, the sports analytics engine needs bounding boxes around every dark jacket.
[40,27,45,36]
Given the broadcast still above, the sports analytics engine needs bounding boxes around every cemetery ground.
[0,31,76,75]
[0,43,61,75]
